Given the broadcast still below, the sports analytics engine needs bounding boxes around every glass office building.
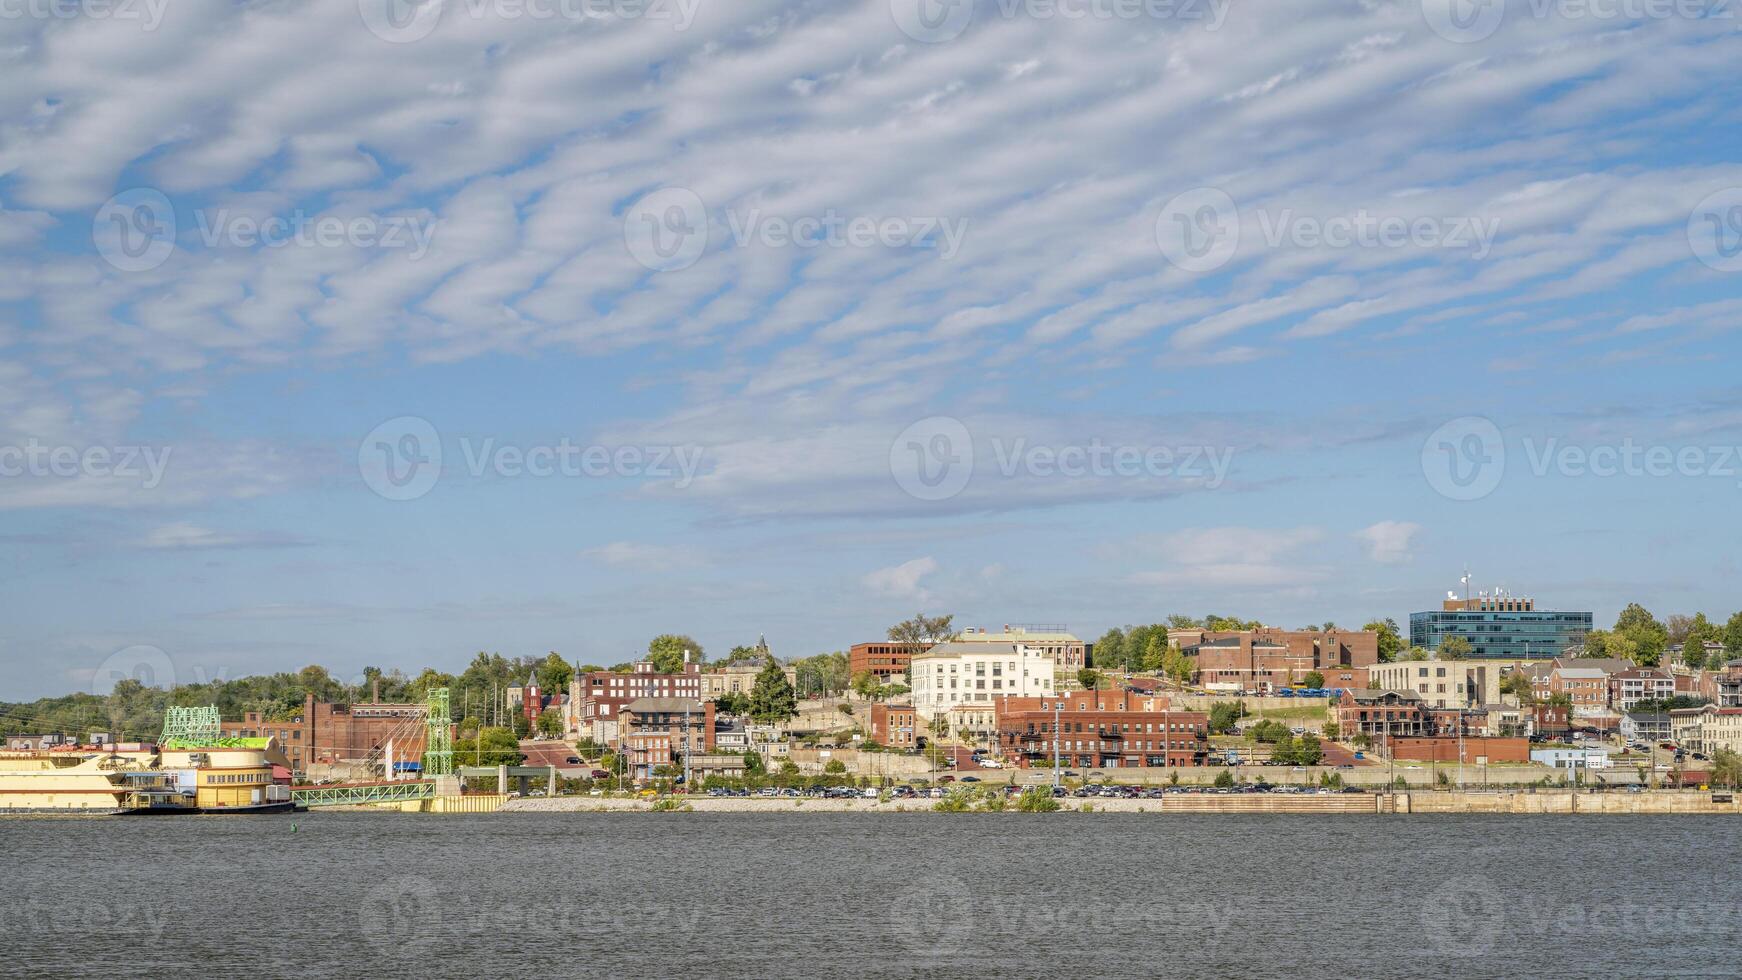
[1410,595,1592,660]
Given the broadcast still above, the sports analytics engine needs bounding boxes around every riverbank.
[498,790,1741,815]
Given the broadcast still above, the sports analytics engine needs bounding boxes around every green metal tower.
[422,687,454,777]
[160,705,220,746]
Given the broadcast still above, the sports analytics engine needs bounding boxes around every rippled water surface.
[1,812,1735,978]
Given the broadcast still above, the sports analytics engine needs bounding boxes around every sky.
[1,0,1739,700]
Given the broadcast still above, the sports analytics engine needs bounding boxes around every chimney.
[372,677,381,704]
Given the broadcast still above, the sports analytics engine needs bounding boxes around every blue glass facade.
[1409,608,1593,660]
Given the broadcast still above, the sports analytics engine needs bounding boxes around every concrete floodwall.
[1401,790,1740,814]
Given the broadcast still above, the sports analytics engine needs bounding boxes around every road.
[518,738,588,775]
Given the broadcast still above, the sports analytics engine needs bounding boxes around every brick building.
[618,697,716,781]
[994,690,1209,768]
[867,703,918,750]
[1337,689,1428,742]
[1177,628,1380,693]
[219,689,427,778]
[1609,667,1674,712]
[569,660,703,741]
[848,642,913,684]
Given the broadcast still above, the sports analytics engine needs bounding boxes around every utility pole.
[1052,697,1061,790]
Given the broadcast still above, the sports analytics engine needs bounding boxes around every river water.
[1,812,1735,978]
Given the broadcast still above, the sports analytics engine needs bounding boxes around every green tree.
[747,660,799,725]
[1077,669,1102,690]
[1437,636,1473,658]
[1403,646,1431,661]
[646,634,705,674]
[1094,628,1127,671]
[536,707,563,737]
[1365,618,1405,662]
[1208,701,1244,734]
[1611,603,1668,666]
[742,750,765,775]
[888,613,958,660]
[535,652,574,695]
[851,671,882,700]
[1500,671,1535,704]
[1302,671,1325,689]
[713,692,750,716]
[1213,769,1235,788]
[1724,612,1742,658]
[1295,732,1323,766]
[1711,748,1742,790]
[824,758,847,774]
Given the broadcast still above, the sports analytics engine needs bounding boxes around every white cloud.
[582,541,694,572]
[1355,521,1421,564]
[862,557,940,601]
[1128,526,1328,589]
[135,523,312,550]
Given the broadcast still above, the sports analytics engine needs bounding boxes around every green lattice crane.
[422,687,454,776]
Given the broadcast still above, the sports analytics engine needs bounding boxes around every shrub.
[1016,787,1061,812]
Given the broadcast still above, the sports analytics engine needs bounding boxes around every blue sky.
[2,0,1740,699]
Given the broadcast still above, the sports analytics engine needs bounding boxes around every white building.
[1532,747,1611,772]
[911,641,1056,719]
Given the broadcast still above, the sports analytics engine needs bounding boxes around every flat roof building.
[1410,589,1592,660]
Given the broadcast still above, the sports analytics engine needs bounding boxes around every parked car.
[565,756,582,765]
